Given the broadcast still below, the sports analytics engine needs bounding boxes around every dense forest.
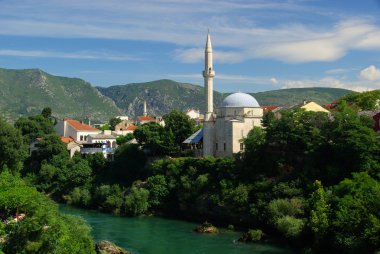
[0,91,379,253]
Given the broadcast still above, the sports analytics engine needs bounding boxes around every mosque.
[201,32,263,157]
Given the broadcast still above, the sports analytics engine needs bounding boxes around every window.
[215,143,218,151]
[240,143,244,151]
[224,143,226,151]
[80,135,83,141]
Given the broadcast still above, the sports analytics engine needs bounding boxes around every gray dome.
[221,92,260,107]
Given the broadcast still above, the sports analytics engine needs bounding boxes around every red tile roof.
[261,105,279,113]
[65,119,99,131]
[138,116,155,121]
[61,136,74,144]
[126,126,137,131]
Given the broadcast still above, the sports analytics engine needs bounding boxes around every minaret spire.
[203,30,215,121]
[143,100,147,116]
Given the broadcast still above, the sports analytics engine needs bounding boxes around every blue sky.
[1,0,380,92]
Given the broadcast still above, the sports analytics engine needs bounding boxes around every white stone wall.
[212,107,263,157]
[203,121,216,156]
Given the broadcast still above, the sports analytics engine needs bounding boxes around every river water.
[60,205,293,254]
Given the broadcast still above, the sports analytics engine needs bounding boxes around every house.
[273,101,330,116]
[81,130,117,160]
[137,115,156,125]
[116,116,129,121]
[261,105,279,113]
[60,136,81,158]
[55,119,101,142]
[114,119,136,135]
[186,109,204,125]
[359,109,380,132]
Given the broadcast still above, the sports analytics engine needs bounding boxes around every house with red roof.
[55,119,101,142]
[261,105,279,113]
[137,115,156,125]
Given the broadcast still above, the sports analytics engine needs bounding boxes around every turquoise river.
[60,205,293,254]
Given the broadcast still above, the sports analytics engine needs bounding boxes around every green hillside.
[98,80,353,117]
[0,68,354,122]
[251,87,354,106]
[0,68,121,122]
[97,79,224,117]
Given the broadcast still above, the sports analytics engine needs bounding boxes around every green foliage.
[267,198,304,223]
[41,107,52,118]
[0,118,27,172]
[109,117,122,130]
[331,172,380,252]
[110,144,147,184]
[94,184,124,214]
[116,133,134,145]
[32,134,68,162]
[275,215,305,239]
[133,123,165,154]
[15,115,55,143]
[163,110,196,149]
[125,186,149,216]
[146,175,169,207]
[339,90,380,110]
[0,171,95,254]
[309,180,330,238]
[98,123,111,131]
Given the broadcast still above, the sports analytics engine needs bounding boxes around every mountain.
[96,79,224,117]
[251,87,353,106]
[0,68,354,122]
[97,79,353,117]
[0,68,121,122]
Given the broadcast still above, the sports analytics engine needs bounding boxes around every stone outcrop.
[95,240,131,254]
[193,221,219,234]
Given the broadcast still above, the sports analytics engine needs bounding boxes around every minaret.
[202,30,216,157]
[203,30,215,121]
[143,100,147,116]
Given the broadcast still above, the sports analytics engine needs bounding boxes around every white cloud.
[281,76,380,92]
[270,78,278,84]
[0,1,379,64]
[0,49,140,61]
[359,65,380,81]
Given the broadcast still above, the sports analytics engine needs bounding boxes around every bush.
[125,186,149,216]
[275,215,304,239]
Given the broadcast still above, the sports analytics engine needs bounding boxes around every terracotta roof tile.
[261,105,279,113]
[126,126,137,131]
[138,116,155,121]
[65,119,99,131]
[61,136,74,144]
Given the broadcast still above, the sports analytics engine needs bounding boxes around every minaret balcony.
[203,70,215,78]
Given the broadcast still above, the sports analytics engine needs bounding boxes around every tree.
[41,107,52,118]
[0,118,27,172]
[125,186,150,216]
[110,144,147,184]
[164,110,196,149]
[146,175,169,207]
[134,122,173,155]
[331,172,380,252]
[32,134,68,162]
[309,180,330,241]
[109,117,122,131]
[15,114,55,143]
[116,133,134,145]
